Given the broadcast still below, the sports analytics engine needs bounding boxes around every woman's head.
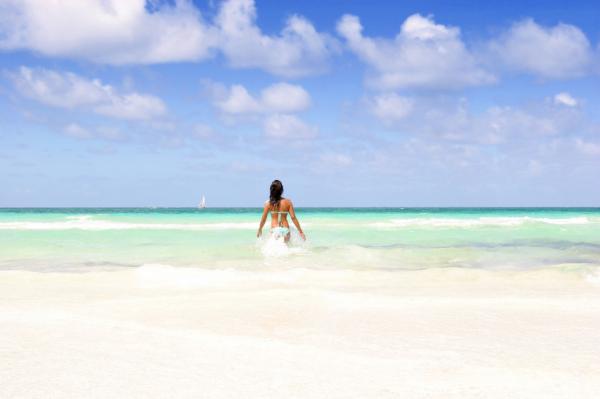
[270,180,284,206]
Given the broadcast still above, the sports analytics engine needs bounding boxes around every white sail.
[199,195,206,208]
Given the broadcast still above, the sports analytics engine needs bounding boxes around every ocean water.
[1,207,600,276]
[2,208,600,398]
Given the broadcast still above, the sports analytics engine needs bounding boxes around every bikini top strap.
[269,199,288,214]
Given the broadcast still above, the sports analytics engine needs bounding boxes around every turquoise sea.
[1,207,600,276]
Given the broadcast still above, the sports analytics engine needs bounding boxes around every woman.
[256,180,306,242]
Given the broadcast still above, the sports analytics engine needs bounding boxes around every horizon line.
[1,206,599,210]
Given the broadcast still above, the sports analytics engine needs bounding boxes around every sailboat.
[198,195,206,209]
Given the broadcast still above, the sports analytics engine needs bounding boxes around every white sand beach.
[2,266,599,399]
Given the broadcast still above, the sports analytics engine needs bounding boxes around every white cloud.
[12,67,108,108]
[483,106,562,138]
[554,92,578,107]
[214,82,310,114]
[366,94,585,144]
[208,81,316,140]
[575,138,600,155]
[0,0,215,65]
[0,0,335,77]
[63,123,125,141]
[260,83,311,113]
[214,85,263,114]
[489,19,592,78]
[215,0,337,77]
[369,93,414,123]
[336,13,495,90]
[263,114,318,139]
[11,66,166,120]
[94,93,167,120]
[64,123,93,139]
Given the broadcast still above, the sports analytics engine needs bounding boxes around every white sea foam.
[0,219,258,231]
[256,229,308,258]
[259,235,292,257]
[65,215,93,221]
[370,216,593,228]
[0,215,595,231]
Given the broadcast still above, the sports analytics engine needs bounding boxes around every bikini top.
[269,202,288,227]
[267,199,288,215]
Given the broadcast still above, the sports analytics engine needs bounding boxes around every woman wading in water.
[256,180,306,243]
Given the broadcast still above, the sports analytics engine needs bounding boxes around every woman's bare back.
[269,198,292,228]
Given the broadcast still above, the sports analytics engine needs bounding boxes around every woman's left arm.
[257,203,269,237]
[288,201,306,240]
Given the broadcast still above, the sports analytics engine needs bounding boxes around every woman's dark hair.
[269,180,284,208]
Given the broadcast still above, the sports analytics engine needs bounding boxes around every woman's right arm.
[288,200,306,240]
[257,202,269,237]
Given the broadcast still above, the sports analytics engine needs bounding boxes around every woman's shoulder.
[263,198,293,208]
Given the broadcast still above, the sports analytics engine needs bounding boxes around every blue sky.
[1,0,600,207]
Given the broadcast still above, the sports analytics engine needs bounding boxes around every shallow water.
[1,207,600,275]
